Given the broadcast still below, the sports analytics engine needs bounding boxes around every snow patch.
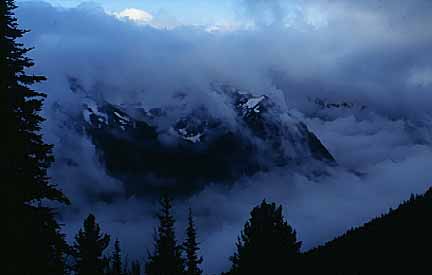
[241,96,266,113]
[177,128,203,143]
[83,109,92,124]
[83,99,108,125]
[184,133,203,143]
[114,111,130,122]
[245,96,265,109]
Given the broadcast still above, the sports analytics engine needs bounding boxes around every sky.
[19,0,241,27]
[15,0,432,273]
[19,0,307,29]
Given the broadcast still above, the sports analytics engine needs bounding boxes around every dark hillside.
[305,187,432,274]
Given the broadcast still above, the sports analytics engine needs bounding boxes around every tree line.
[3,0,432,274]
[71,196,204,275]
[70,197,302,275]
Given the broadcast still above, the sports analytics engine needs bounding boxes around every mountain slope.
[305,187,432,274]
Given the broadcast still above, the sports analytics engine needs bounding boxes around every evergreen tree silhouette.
[111,238,123,275]
[184,208,203,275]
[145,195,185,275]
[1,1,69,274]
[130,260,141,275]
[228,200,301,275]
[124,255,129,275]
[73,214,111,275]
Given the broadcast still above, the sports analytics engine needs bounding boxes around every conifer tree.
[123,255,129,275]
[73,214,111,275]
[145,195,185,275]
[111,238,123,275]
[130,260,141,275]
[228,200,301,275]
[1,1,69,274]
[184,208,203,275]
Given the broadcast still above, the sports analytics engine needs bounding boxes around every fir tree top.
[111,238,123,275]
[229,200,301,274]
[145,195,185,275]
[184,208,203,275]
[73,214,111,275]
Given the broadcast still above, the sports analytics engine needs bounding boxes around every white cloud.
[408,67,432,87]
[205,21,253,33]
[114,8,153,24]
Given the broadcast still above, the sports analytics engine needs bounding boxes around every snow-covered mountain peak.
[69,78,335,195]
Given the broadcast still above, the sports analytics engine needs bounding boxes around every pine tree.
[111,238,123,275]
[123,255,129,275]
[73,214,111,275]
[1,1,69,274]
[130,260,141,275]
[228,200,301,275]
[184,208,203,275]
[145,195,185,275]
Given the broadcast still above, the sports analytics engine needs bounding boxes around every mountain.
[68,78,335,196]
[304,187,432,274]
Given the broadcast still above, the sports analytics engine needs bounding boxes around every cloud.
[408,67,432,87]
[239,0,287,26]
[114,8,153,25]
[16,1,432,273]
